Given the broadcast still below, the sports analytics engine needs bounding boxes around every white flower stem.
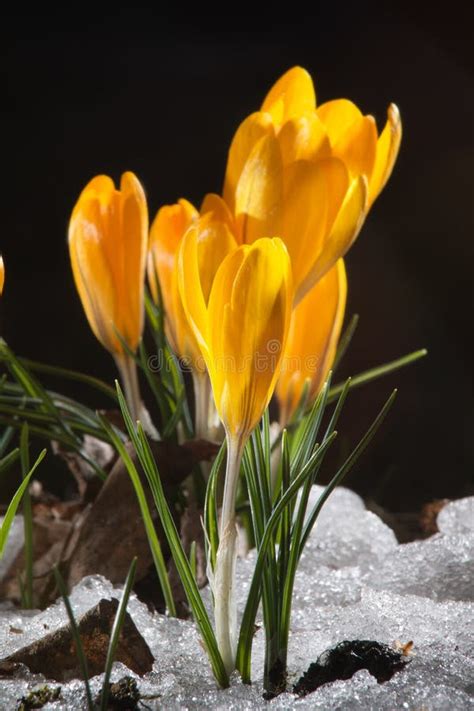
[214,433,244,674]
[115,353,142,423]
[192,371,211,440]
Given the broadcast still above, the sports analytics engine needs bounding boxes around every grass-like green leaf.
[20,424,34,608]
[236,431,337,682]
[332,314,359,372]
[97,413,176,617]
[0,446,20,474]
[53,566,94,710]
[0,425,15,457]
[20,358,117,401]
[100,557,137,711]
[204,440,226,573]
[299,389,398,554]
[328,349,427,403]
[111,382,228,687]
[134,420,228,687]
[0,448,46,557]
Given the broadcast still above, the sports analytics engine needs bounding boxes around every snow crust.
[1,487,473,710]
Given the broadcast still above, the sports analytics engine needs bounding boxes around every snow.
[1,487,473,710]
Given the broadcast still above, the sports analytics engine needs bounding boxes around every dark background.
[2,6,473,511]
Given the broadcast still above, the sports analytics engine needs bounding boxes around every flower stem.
[192,371,210,440]
[214,433,244,674]
[114,353,142,423]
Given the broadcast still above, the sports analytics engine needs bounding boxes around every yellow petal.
[277,112,331,165]
[118,172,149,351]
[196,215,239,302]
[332,115,378,180]
[207,238,293,437]
[281,157,348,294]
[69,194,119,353]
[223,112,275,213]
[200,193,236,234]
[261,66,316,126]
[147,199,197,304]
[277,259,347,423]
[296,175,367,302]
[369,103,402,207]
[317,99,363,145]
[177,224,211,358]
[147,199,198,355]
[0,255,4,295]
[234,133,283,244]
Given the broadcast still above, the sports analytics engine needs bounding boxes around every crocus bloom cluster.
[67,66,401,674]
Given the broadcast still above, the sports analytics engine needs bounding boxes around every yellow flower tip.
[261,66,316,125]
[200,193,236,234]
[68,171,148,357]
[0,255,4,296]
[368,103,402,207]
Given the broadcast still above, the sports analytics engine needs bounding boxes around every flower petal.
[317,98,363,145]
[200,193,236,234]
[295,174,367,302]
[177,224,211,358]
[369,103,402,207]
[277,112,331,165]
[261,66,316,125]
[69,193,118,352]
[0,255,4,295]
[234,133,283,244]
[331,115,378,181]
[281,157,348,294]
[277,259,347,423]
[223,112,274,212]
[119,172,149,351]
[147,199,197,355]
[196,215,239,302]
[148,199,197,304]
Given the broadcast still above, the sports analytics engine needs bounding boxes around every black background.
[2,6,473,510]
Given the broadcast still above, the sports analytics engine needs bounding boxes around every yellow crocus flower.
[276,259,347,424]
[0,255,4,295]
[68,172,148,420]
[223,66,401,302]
[178,230,293,672]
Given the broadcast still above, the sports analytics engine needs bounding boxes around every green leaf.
[53,566,94,710]
[290,375,331,473]
[236,431,337,682]
[0,447,20,474]
[134,421,228,688]
[20,424,34,608]
[100,557,137,711]
[0,448,46,557]
[300,389,398,553]
[111,382,228,687]
[332,314,359,371]
[0,426,15,457]
[204,440,226,573]
[328,349,427,403]
[97,413,176,617]
[20,358,117,401]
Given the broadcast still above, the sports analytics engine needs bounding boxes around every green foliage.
[0,446,46,558]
